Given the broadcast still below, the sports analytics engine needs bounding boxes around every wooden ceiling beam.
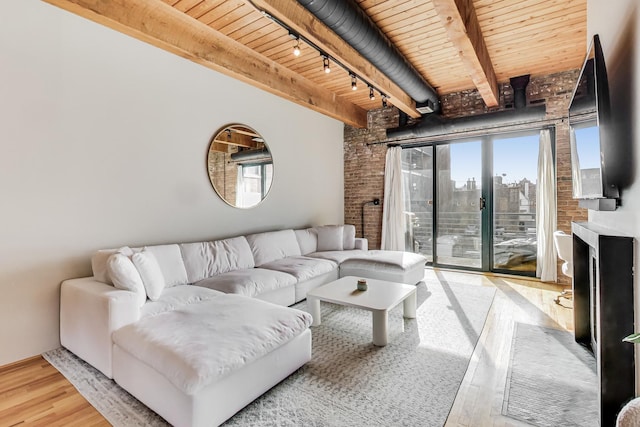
[43,0,368,128]
[209,142,229,153]
[213,134,258,148]
[249,0,422,119]
[432,0,499,107]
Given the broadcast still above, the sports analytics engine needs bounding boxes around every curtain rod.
[365,113,586,147]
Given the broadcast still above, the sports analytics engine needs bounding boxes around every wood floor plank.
[0,356,109,426]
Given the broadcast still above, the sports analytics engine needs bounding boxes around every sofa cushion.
[107,253,147,307]
[141,285,224,318]
[294,228,318,255]
[194,268,296,298]
[307,249,368,264]
[92,246,134,284]
[316,225,344,251]
[145,244,189,288]
[343,224,356,250]
[340,250,427,270]
[132,249,166,301]
[180,237,255,283]
[260,256,337,282]
[112,294,312,395]
[245,230,301,266]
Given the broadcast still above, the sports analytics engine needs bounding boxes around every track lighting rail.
[257,8,389,107]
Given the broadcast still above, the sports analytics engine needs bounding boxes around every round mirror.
[207,124,273,208]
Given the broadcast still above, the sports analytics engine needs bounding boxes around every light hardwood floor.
[0,356,108,426]
[436,269,574,427]
[0,269,573,426]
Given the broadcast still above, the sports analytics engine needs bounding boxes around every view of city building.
[402,134,539,274]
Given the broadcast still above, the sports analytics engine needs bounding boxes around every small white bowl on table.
[306,276,417,346]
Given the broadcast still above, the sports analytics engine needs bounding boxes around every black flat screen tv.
[568,34,619,209]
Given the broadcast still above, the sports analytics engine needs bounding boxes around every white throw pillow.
[316,225,344,251]
[92,246,134,284]
[107,253,147,307]
[132,250,166,301]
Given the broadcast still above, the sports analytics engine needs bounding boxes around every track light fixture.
[292,37,301,57]
[323,56,331,73]
[262,12,392,105]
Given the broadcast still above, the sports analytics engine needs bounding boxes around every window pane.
[436,141,482,268]
[402,147,433,261]
[239,165,263,208]
[492,134,539,273]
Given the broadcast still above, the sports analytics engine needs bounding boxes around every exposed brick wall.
[344,109,398,250]
[208,146,239,206]
[344,70,587,283]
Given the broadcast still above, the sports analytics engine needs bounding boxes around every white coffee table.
[306,276,417,346]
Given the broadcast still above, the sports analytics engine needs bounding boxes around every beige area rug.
[503,322,598,427]
[44,279,496,426]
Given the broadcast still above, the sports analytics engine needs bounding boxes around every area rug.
[502,323,598,427]
[44,279,496,426]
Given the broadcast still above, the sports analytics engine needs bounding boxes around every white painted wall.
[586,0,640,388]
[0,1,344,365]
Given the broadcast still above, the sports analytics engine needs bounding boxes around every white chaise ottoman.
[339,250,426,285]
[111,294,312,427]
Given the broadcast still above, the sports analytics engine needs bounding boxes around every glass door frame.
[432,137,488,272]
[403,127,555,278]
[488,128,555,277]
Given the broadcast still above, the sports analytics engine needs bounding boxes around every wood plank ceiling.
[45,0,586,128]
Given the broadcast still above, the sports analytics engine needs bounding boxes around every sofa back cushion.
[245,229,301,266]
[316,225,344,251]
[180,236,255,283]
[295,228,318,255]
[343,224,356,250]
[144,244,189,288]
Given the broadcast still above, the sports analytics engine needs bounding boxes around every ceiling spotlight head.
[350,74,357,91]
[293,38,301,57]
[323,56,331,74]
[369,86,375,101]
[382,95,388,108]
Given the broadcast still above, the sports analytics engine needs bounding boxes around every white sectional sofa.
[60,224,426,426]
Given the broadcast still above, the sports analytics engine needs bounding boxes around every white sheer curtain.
[236,166,244,207]
[381,146,406,250]
[536,129,557,282]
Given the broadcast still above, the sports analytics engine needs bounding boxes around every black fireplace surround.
[572,221,635,426]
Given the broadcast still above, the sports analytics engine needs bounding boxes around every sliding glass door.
[402,130,544,276]
[435,141,483,268]
[402,146,433,262]
[492,134,540,274]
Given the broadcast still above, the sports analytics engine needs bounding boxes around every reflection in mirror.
[207,124,273,208]
[568,52,600,199]
[570,122,600,198]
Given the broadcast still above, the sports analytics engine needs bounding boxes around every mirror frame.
[206,124,274,209]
